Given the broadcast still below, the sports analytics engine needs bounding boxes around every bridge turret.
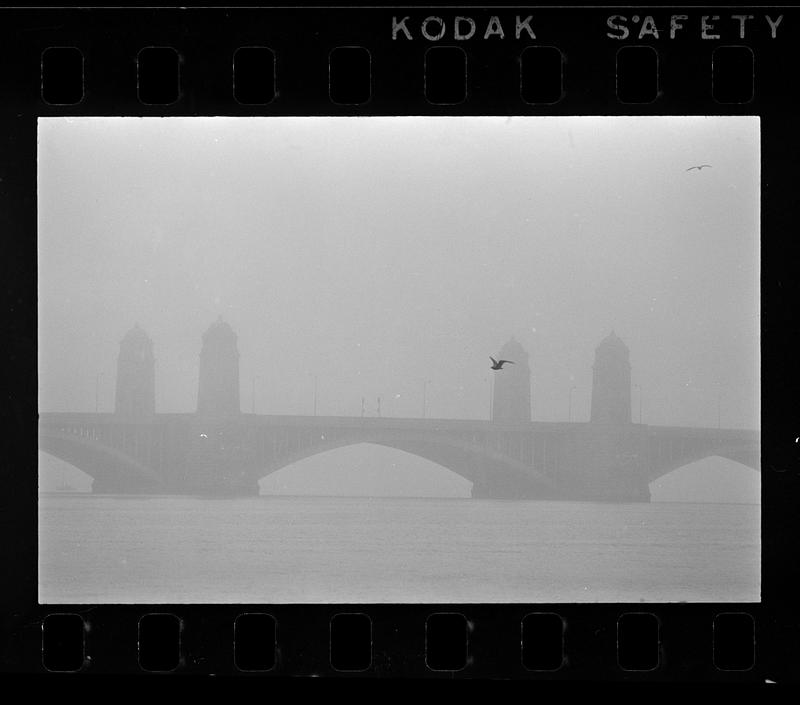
[197,316,240,417]
[590,331,631,424]
[492,337,531,423]
[114,323,155,417]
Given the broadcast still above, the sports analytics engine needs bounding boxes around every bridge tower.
[114,323,155,417]
[197,317,240,417]
[492,337,531,422]
[590,331,631,424]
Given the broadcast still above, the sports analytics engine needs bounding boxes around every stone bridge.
[38,412,760,501]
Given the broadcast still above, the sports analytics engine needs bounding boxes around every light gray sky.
[38,116,760,499]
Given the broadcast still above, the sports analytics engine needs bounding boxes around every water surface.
[39,493,760,603]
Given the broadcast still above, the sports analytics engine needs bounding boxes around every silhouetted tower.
[590,331,631,424]
[197,317,240,417]
[114,324,155,417]
[492,337,532,422]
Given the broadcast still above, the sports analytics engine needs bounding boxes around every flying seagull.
[490,357,515,370]
[686,164,712,171]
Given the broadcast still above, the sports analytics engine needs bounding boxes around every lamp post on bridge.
[251,376,260,414]
[421,379,430,419]
[568,386,576,422]
[95,373,101,413]
[310,374,318,416]
[487,374,494,421]
[634,383,642,424]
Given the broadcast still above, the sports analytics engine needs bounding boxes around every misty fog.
[38,116,760,500]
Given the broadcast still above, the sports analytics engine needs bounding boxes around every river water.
[38,493,760,604]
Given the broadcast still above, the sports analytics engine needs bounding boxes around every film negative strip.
[2,3,797,682]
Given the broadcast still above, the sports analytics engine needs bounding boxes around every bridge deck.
[38,412,759,440]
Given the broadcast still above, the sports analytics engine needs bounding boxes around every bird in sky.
[686,164,712,171]
[490,357,515,370]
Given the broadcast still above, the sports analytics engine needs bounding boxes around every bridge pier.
[549,472,652,503]
[470,476,649,502]
[470,481,554,500]
[469,464,559,501]
[189,476,261,497]
[91,475,261,496]
[626,482,651,502]
[91,475,158,495]
[585,479,651,503]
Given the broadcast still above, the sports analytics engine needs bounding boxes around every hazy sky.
[38,116,759,431]
[37,116,761,501]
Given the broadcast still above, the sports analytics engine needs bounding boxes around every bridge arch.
[39,428,163,492]
[649,455,760,503]
[38,451,94,491]
[644,437,760,484]
[248,429,559,496]
[259,442,473,496]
